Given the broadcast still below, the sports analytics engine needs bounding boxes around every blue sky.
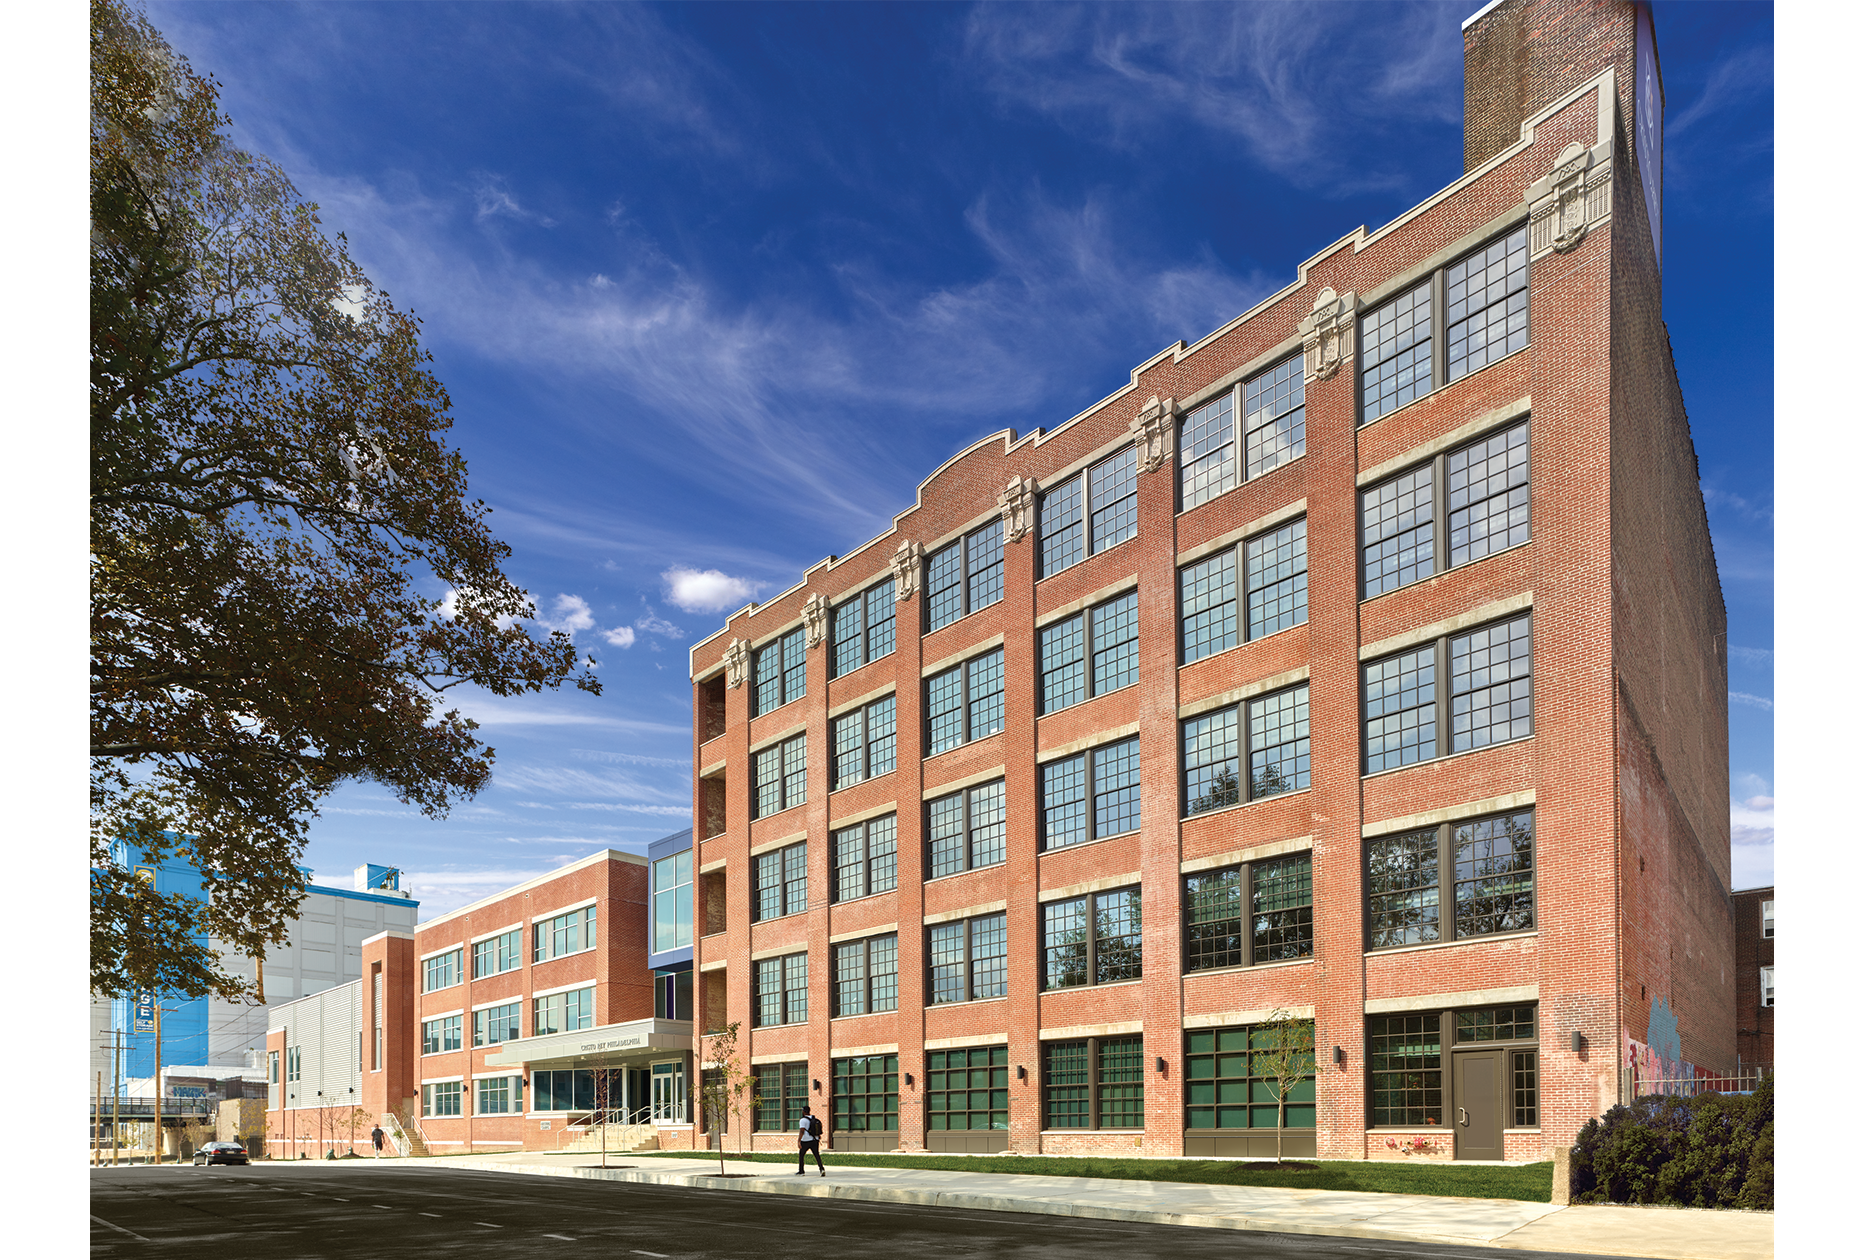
[145,0,1774,916]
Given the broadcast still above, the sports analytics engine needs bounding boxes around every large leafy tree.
[90,0,597,1003]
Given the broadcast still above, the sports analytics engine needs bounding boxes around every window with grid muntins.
[752,953,808,1027]
[1038,591,1138,714]
[532,987,594,1035]
[1363,420,1532,598]
[1364,614,1532,772]
[1180,392,1236,509]
[1040,736,1140,851]
[473,929,522,978]
[422,1081,461,1117]
[752,627,807,716]
[831,694,897,789]
[422,949,461,992]
[1447,421,1529,566]
[1367,809,1535,949]
[1368,1013,1442,1126]
[1185,1024,1317,1130]
[928,912,1007,1004]
[832,1054,899,1134]
[1361,281,1433,423]
[1456,1005,1537,1044]
[1447,225,1529,381]
[1042,886,1142,989]
[753,1062,810,1129]
[927,648,1004,754]
[1040,447,1138,577]
[1180,519,1307,665]
[753,840,807,923]
[752,734,807,819]
[1362,467,1436,597]
[1181,683,1309,816]
[1043,1036,1146,1129]
[832,814,896,903]
[1244,355,1307,479]
[1451,614,1534,751]
[1512,1051,1539,1127]
[533,905,597,963]
[1183,852,1314,972]
[476,1076,519,1115]
[927,779,1005,879]
[421,1015,461,1055]
[832,934,898,1017]
[927,520,1005,632]
[926,1046,1008,1133]
[831,582,897,678]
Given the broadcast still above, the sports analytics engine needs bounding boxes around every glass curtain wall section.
[831,582,896,678]
[652,850,693,953]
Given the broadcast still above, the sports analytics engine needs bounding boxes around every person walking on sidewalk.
[796,1106,824,1176]
[370,1124,385,1158]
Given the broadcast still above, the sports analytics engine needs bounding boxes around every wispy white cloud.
[634,609,687,640]
[1729,691,1774,713]
[1728,646,1773,668]
[601,625,637,648]
[449,694,687,735]
[561,802,692,817]
[535,592,595,635]
[490,764,688,803]
[473,174,554,227]
[663,567,762,614]
[1729,793,1773,890]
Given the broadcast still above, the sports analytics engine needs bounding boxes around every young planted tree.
[89,0,597,1004]
[697,1022,753,1176]
[1253,1009,1317,1165]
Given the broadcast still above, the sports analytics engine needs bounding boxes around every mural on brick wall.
[1625,995,1739,1095]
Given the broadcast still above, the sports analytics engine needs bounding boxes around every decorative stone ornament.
[890,539,924,603]
[801,593,829,648]
[1129,395,1177,474]
[1298,287,1357,383]
[998,476,1037,542]
[722,638,750,689]
[1526,141,1612,259]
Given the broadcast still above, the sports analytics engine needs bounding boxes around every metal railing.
[1633,1068,1771,1098]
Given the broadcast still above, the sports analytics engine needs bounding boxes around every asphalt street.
[90,1164,1641,1260]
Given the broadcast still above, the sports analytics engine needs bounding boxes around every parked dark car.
[192,1142,250,1166]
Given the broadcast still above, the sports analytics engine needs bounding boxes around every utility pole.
[153,1000,162,1165]
[95,1071,103,1165]
[112,1028,123,1167]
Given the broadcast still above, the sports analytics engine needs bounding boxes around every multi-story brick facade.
[1731,887,1773,1072]
[685,0,1733,1163]
[265,848,689,1156]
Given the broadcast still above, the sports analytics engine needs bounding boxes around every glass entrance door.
[651,1060,686,1123]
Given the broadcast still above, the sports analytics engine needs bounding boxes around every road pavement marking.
[373,1205,394,1209]
[474,1222,504,1228]
[419,1212,442,1217]
[543,1235,577,1242]
[629,1251,668,1258]
[333,1198,349,1201]
[90,1215,151,1243]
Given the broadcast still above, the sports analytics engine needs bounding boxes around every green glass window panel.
[1187,1030,1215,1055]
[1288,1077,1316,1104]
[1186,1056,1215,1080]
[1218,1053,1248,1078]
[1217,1080,1249,1105]
[1250,1104,1282,1128]
[1284,1103,1316,1127]
[928,1114,947,1130]
[1187,1107,1215,1127]
[1217,1106,1251,1128]
[1187,1081,1216,1106]
[1250,1080,1279,1104]
[1218,1029,1251,1052]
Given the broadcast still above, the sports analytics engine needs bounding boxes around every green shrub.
[1570,1079,1771,1209]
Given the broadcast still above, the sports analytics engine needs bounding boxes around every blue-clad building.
[647,828,694,1022]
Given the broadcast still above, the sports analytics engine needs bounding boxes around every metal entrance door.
[1452,1050,1505,1160]
[651,1060,686,1123]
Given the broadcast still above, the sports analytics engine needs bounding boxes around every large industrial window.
[1360,280,1433,423]
[1040,446,1139,577]
[926,647,1005,754]
[475,1076,522,1115]
[1182,683,1310,815]
[1043,1036,1144,1130]
[1040,736,1140,851]
[926,779,1006,878]
[1185,1023,1316,1130]
[1366,809,1535,949]
[1446,225,1529,382]
[1038,590,1139,714]
[1368,1013,1441,1126]
[1360,419,1530,598]
[422,949,461,992]
[752,626,807,717]
[831,581,897,678]
[831,695,897,789]
[473,929,521,979]
[927,520,1005,632]
[751,734,808,819]
[753,1062,809,1130]
[832,815,897,903]
[832,934,899,1017]
[753,840,807,923]
[1185,852,1315,972]
[927,913,1007,1004]
[1041,886,1142,990]
[753,953,808,1027]
[1179,519,1309,664]
[832,1055,899,1137]
[1363,612,1532,772]
[925,1046,1008,1134]
[1180,356,1307,512]
[533,905,597,962]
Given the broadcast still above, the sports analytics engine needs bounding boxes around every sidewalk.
[362,1149,1771,1260]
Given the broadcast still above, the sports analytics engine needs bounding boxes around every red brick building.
[684,0,1734,1163]
[265,850,688,1156]
[1731,887,1773,1072]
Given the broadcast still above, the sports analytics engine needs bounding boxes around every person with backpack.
[796,1106,825,1175]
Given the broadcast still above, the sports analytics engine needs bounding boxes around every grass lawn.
[646,1148,1555,1203]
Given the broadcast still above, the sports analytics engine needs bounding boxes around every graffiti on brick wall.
[1624,995,1727,1094]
